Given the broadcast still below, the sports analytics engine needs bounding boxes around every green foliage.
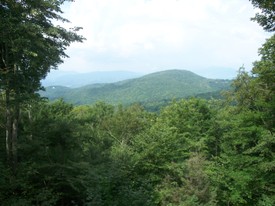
[0,100,88,205]
[252,35,275,133]
[129,99,217,205]
[40,70,232,105]
[1,2,274,204]
[210,61,275,205]
[0,0,84,174]
[249,0,275,32]
[0,92,274,205]
[156,153,216,206]
[71,102,155,205]
[0,0,84,95]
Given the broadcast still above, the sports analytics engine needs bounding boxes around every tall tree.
[249,0,275,133]
[0,0,84,170]
[251,35,275,134]
[210,1,275,204]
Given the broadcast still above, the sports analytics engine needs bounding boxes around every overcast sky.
[58,0,270,78]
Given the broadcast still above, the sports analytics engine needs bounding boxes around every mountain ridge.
[40,69,232,105]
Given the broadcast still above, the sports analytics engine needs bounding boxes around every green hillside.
[40,69,231,105]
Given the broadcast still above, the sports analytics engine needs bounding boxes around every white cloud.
[58,0,270,77]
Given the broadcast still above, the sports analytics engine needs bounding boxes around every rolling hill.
[40,69,232,105]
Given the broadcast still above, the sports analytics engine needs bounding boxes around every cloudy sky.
[58,0,270,78]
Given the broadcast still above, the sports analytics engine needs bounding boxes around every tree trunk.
[11,103,19,172]
[2,41,20,172]
[5,89,12,166]
[5,87,20,172]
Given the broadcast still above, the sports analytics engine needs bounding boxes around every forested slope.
[40,69,231,105]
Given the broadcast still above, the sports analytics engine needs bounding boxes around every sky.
[57,0,270,79]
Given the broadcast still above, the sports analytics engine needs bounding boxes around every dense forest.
[0,0,274,205]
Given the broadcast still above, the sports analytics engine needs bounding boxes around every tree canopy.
[0,0,274,205]
[0,0,84,173]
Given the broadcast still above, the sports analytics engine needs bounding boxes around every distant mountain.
[193,67,237,79]
[41,70,143,87]
[40,69,232,105]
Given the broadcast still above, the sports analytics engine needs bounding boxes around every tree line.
[0,0,274,205]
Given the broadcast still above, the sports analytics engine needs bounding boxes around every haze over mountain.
[41,70,143,87]
[40,69,231,106]
[42,67,236,88]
